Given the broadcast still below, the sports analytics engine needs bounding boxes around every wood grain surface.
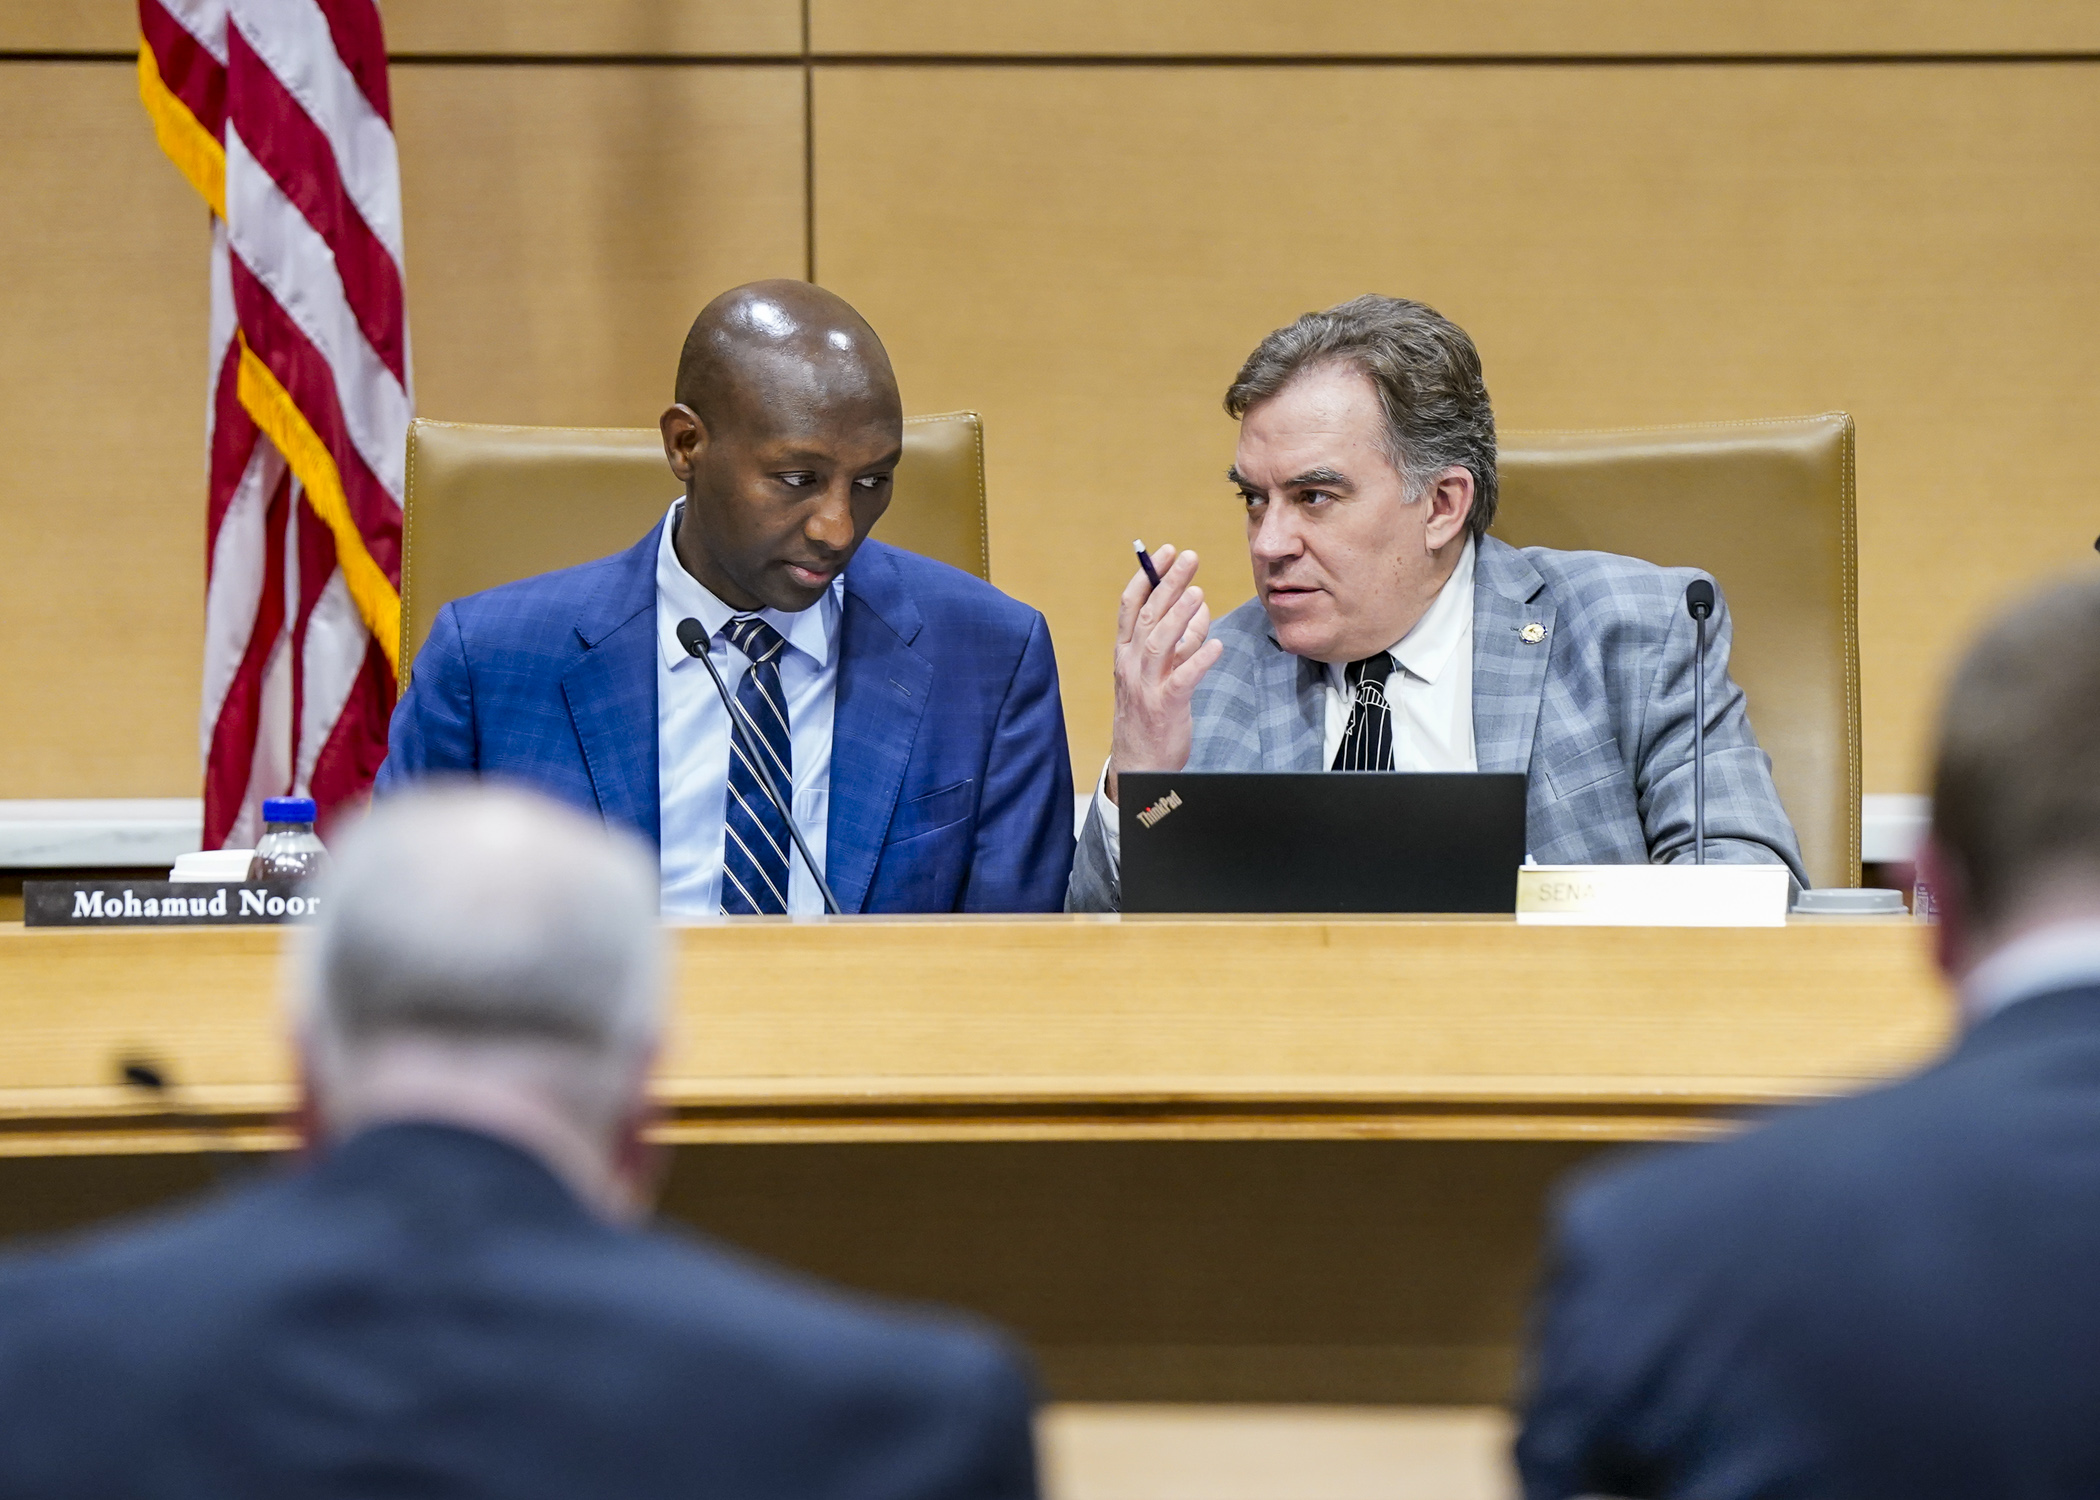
[0,914,1953,1406]
[0,57,806,800]
[394,64,807,430]
[811,0,2100,57]
[0,63,210,800]
[12,0,2100,59]
[813,60,2100,796]
[0,0,802,55]
[0,916,1950,1154]
[9,33,2100,803]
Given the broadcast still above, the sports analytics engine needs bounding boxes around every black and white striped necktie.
[718,615,792,915]
[1331,652,1396,771]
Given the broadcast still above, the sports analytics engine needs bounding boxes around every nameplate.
[23,880,318,928]
[1516,864,1791,927]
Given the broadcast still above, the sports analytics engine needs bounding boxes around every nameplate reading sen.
[1515,864,1791,927]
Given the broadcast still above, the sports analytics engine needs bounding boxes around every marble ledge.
[0,794,1929,870]
[0,800,204,869]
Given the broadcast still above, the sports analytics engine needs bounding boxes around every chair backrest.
[399,411,989,673]
[1494,413,1860,889]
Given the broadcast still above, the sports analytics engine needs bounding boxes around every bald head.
[660,281,904,614]
[674,280,899,435]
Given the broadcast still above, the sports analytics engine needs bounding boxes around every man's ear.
[1918,836,1971,982]
[1423,466,1475,552]
[659,403,707,484]
[607,1046,666,1224]
[291,1038,328,1163]
[609,1101,666,1225]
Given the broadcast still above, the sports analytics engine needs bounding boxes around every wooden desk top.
[0,916,1951,1156]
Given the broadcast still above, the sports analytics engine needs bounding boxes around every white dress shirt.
[1318,536,1477,773]
[1098,537,1478,857]
[1961,919,2100,1023]
[655,502,841,917]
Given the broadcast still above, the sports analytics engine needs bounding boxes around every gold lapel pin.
[1519,622,1547,645]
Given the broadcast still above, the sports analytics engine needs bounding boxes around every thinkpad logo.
[1136,790,1183,829]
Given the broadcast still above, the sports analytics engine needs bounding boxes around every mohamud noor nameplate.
[1118,771,1527,914]
[24,880,318,927]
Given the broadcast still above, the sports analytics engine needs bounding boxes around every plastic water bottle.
[246,797,329,882]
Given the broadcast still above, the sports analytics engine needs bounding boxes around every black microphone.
[118,1055,242,1185]
[1683,579,1716,865]
[674,617,842,915]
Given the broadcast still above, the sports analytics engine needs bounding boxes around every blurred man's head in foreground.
[1925,575,2100,979]
[295,784,666,1220]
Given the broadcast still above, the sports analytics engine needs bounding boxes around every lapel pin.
[1519,622,1547,645]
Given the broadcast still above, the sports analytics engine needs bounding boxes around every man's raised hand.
[1107,543,1226,804]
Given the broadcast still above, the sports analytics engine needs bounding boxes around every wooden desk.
[0,916,1949,1156]
[0,915,1953,1403]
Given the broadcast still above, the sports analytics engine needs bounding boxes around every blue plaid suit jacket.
[1068,535,1805,910]
[377,528,1075,913]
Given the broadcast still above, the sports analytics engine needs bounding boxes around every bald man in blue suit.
[377,282,1074,915]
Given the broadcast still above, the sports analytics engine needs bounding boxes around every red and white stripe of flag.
[139,0,406,849]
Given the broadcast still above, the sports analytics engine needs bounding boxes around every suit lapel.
[828,542,932,913]
[1471,536,1555,775]
[1257,624,1326,770]
[561,528,660,845]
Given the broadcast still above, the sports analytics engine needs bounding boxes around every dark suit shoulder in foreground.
[0,1124,1037,1500]
[1519,983,2100,1500]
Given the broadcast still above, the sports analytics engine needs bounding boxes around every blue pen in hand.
[1133,539,1163,590]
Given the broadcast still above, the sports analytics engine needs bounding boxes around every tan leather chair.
[399,411,988,673]
[1494,413,1860,889]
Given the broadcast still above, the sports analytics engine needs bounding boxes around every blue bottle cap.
[261,796,318,824]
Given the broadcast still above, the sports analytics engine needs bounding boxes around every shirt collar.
[654,500,841,673]
[1962,918,2100,1023]
[1326,536,1477,687]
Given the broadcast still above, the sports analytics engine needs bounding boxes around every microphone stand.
[1684,580,1716,866]
[678,618,842,915]
[1694,612,1707,865]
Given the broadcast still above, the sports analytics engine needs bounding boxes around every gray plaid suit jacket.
[1067,534,1806,911]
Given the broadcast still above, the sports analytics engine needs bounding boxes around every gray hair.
[1224,295,1499,540]
[295,784,664,1124]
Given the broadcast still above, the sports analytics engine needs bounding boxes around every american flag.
[137,0,407,849]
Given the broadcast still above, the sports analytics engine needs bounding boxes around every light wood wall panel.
[395,64,805,428]
[20,0,2100,59]
[0,63,209,798]
[14,38,2099,803]
[0,0,132,50]
[812,1,2100,56]
[0,0,802,55]
[0,60,804,798]
[812,62,2100,794]
[383,1,801,58]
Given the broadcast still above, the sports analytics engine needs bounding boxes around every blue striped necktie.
[717,615,792,915]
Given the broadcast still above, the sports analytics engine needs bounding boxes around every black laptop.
[1118,771,1528,914]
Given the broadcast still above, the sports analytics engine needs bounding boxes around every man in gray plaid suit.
[1066,295,1804,912]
